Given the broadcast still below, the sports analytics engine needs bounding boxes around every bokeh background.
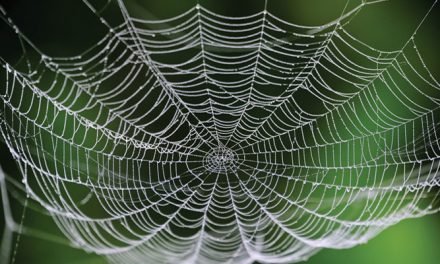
[0,0,439,263]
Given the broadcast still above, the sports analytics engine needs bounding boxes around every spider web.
[0,0,440,263]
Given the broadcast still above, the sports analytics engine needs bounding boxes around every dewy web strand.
[0,0,439,264]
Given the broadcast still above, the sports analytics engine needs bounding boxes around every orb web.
[0,0,440,264]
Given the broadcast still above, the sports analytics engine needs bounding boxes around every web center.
[204,147,238,173]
